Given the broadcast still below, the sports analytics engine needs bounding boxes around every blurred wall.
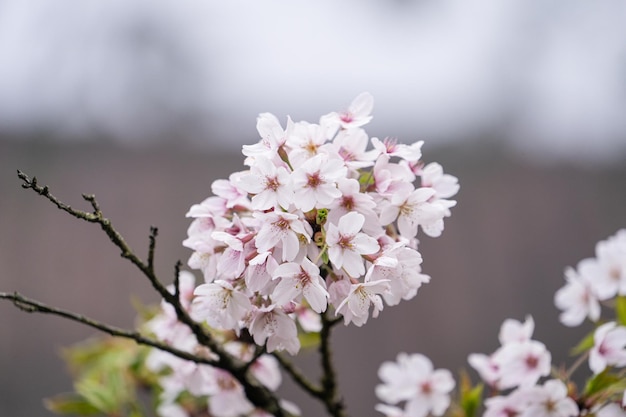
[1,139,625,416]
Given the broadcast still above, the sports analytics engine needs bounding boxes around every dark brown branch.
[148,226,158,273]
[319,310,346,417]
[0,291,217,366]
[273,352,324,398]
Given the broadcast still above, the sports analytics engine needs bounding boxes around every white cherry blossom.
[237,156,293,210]
[335,280,390,326]
[192,280,252,330]
[334,91,374,129]
[326,212,380,277]
[520,379,579,417]
[250,306,300,355]
[291,154,347,212]
[254,211,311,262]
[272,258,329,313]
[554,264,601,326]
[589,321,626,374]
[376,353,454,417]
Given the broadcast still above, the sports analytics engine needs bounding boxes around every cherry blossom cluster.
[375,230,626,417]
[144,271,296,417]
[554,229,626,327]
[466,317,578,417]
[182,92,459,355]
[375,353,455,417]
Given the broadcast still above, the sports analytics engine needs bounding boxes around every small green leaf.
[584,369,622,398]
[75,377,118,414]
[44,394,101,416]
[570,329,596,356]
[615,296,626,326]
[458,370,483,417]
[298,330,321,349]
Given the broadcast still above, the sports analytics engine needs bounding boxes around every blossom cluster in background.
[375,230,626,417]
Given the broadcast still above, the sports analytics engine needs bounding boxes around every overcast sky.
[1,0,625,163]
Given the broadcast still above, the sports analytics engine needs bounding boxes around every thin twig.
[0,291,217,366]
[273,352,324,398]
[148,226,158,273]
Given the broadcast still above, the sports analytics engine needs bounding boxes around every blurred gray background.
[1,1,626,416]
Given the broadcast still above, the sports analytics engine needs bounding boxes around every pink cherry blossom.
[272,258,329,313]
[554,264,601,326]
[593,229,626,298]
[379,186,445,238]
[192,280,252,330]
[376,353,454,417]
[519,380,579,417]
[334,92,374,129]
[254,211,311,262]
[326,212,380,278]
[242,112,293,164]
[237,156,293,210]
[365,243,429,306]
[250,306,300,355]
[589,321,626,374]
[371,137,423,162]
[291,154,347,212]
[419,162,460,200]
[493,340,552,389]
[335,279,390,326]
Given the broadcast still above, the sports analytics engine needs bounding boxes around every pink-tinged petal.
[397,214,417,238]
[272,277,301,306]
[342,251,366,277]
[281,232,300,262]
[303,283,329,313]
[379,204,400,226]
[273,262,301,279]
[352,234,380,255]
[328,245,345,269]
[338,212,365,236]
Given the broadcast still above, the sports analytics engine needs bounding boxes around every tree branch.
[14,170,288,417]
[319,310,346,417]
[0,291,217,366]
[273,352,324,399]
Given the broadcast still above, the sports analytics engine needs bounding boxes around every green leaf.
[584,369,623,398]
[75,378,118,414]
[570,329,596,356]
[298,330,321,349]
[458,370,483,417]
[615,296,626,326]
[44,394,101,416]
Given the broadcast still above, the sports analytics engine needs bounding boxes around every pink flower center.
[420,381,432,395]
[341,196,355,211]
[338,235,354,249]
[525,355,538,369]
[273,217,291,230]
[340,112,353,123]
[265,176,280,191]
[307,171,323,189]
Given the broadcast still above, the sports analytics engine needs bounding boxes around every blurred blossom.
[0,0,625,163]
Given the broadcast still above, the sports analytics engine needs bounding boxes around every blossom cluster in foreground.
[143,93,458,417]
[181,92,458,354]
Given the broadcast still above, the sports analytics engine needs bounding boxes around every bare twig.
[0,291,217,366]
[13,170,288,417]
